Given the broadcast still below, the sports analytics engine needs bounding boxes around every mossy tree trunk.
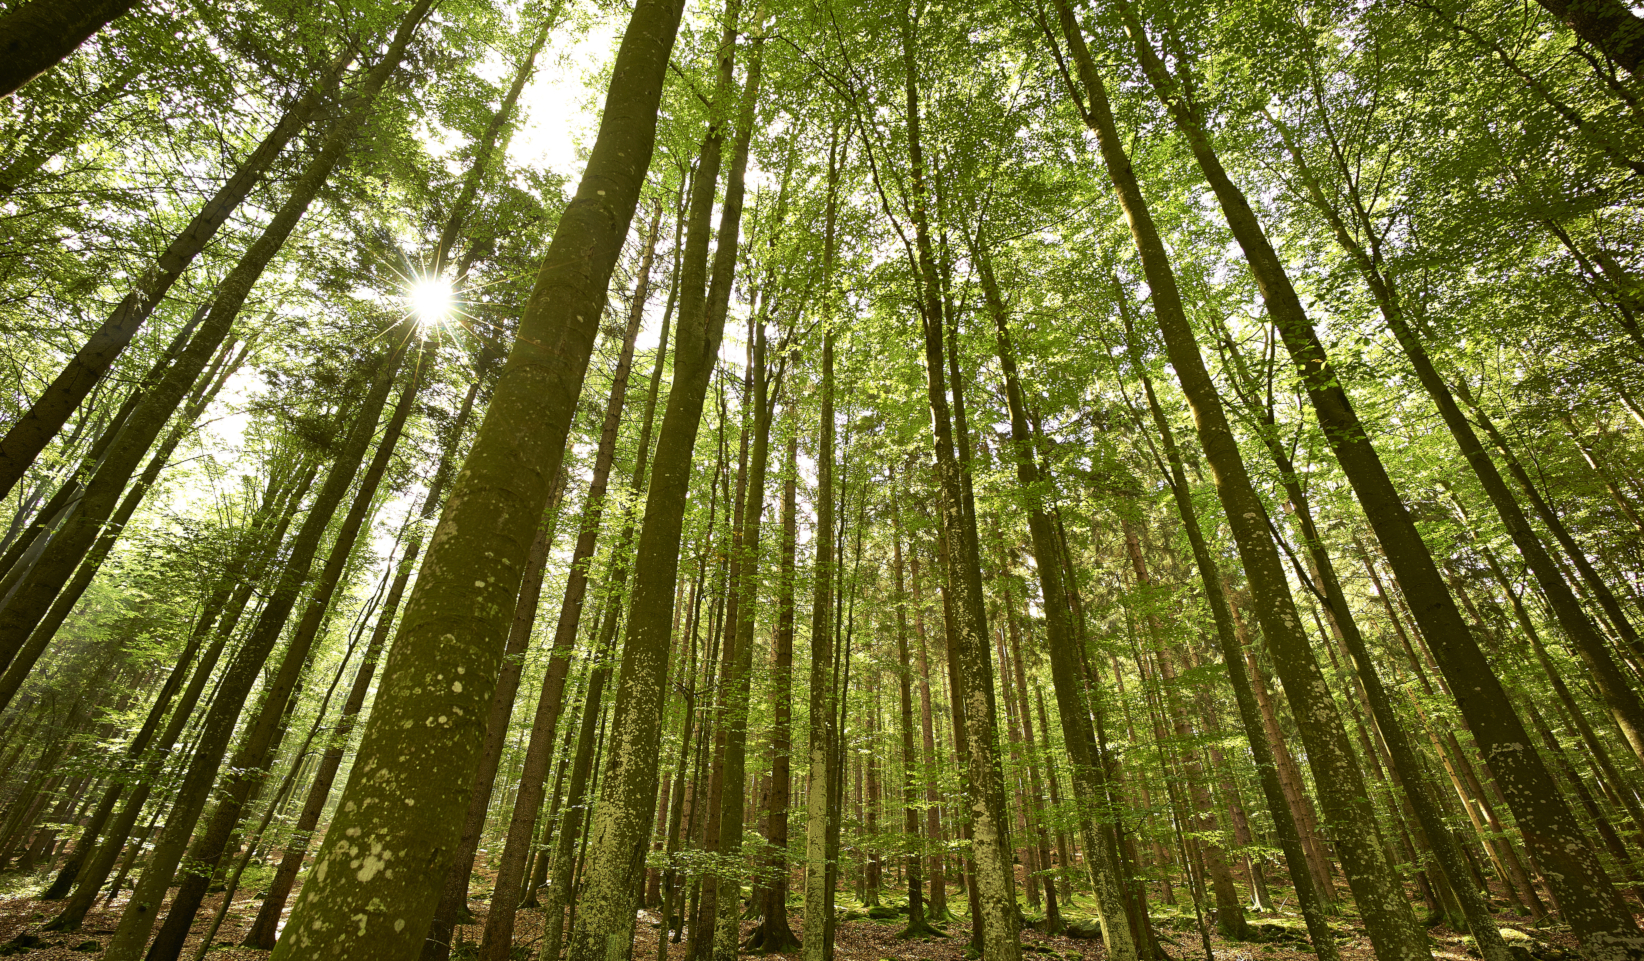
[265,0,687,955]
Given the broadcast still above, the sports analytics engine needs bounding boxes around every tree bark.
[473,208,659,961]
[748,430,801,952]
[0,0,139,98]
[267,0,686,954]
[802,121,843,961]
[1534,0,1644,73]
[419,472,569,961]
[557,10,744,960]
[900,12,1020,961]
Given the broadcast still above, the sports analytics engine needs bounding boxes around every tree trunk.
[558,11,747,961]
[802,121,843,961]
[1533,0,1644,72]
[709,41,773,961]
[0,336,249,712]
[748,430,802,952]
[105,337,417,961]
[0,0,139,98]
[473,209,658,961]
[910,555,947,919]
[1213,323,1510,953]
[33,343,250,901]
[539,652,615,961]
[0,55,347,499]
[973,240,1143,957]
[1102,311,1338,949]
[266,0,686,954]
[901,12,1019,961]
[1121,2,1642,946]
[1052,2,1432,956]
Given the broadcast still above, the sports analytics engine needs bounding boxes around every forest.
[0,0,1642,958]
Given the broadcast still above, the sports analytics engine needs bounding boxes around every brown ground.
[0,871,1586,961]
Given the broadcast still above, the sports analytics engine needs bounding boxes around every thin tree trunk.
[877,489,932,938]
[539,651,616,961]
[0,6,427,667]
[748,430,801,952]
[910,555,947,919]
[708,49,774,959]
[0,56,348,498]
[0,336,250,712]
[1101,311,1339,949]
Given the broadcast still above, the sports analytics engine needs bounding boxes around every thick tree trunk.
[267,1,686,955]
[1269,111,1644,776]
[557,12,744,961]
[104,338,417,961]
[1534,0,1644,72]
[1211,328,1511,954]
[0,0,139,98]
[417,475,568,961]
[474,209,659,961]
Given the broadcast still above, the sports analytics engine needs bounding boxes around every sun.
[406,275,455,330]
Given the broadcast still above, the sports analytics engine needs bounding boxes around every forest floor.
[0,867,1590,961]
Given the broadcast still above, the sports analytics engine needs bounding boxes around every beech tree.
[4,0,1644,960]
